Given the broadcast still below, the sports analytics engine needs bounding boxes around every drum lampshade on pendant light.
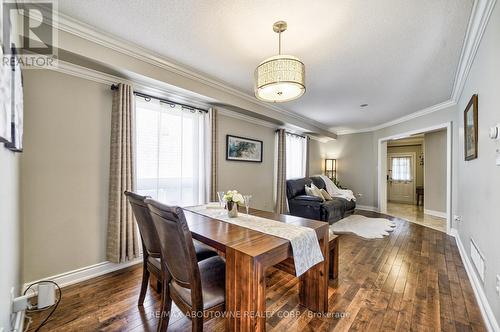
[255,21,305,103]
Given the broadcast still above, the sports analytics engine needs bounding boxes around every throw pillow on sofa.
[320,189,333,200]
[305,184,324,201]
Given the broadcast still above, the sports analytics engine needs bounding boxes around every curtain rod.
[276,129,307,139]
[111,84,208,113]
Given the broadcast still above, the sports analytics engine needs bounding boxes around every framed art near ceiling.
[464,94,478,161]
[0,14,23,152]
[3,47,24,152]
[0,45,12,144]
[226,135,263,162]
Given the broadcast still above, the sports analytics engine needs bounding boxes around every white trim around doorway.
[377,122,452,235]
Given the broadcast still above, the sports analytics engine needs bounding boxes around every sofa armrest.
[293,195,323,202]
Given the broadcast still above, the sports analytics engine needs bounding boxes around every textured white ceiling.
[57,0,473,132]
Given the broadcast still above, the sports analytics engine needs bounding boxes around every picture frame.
[0,15,23,152]
[0,43,12,144]
[226,135,263,162]
[464,94,478,161]
[7,47,24,152]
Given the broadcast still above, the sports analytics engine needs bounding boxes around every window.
[286,133,307,179]
[391,157,412,181]
[135,98,209,206]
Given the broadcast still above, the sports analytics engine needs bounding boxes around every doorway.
[377,123,451,234]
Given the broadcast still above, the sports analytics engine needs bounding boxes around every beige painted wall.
[22,70,112,282]
[387,145,424,187]
[424,130,447,212]
[455,2,500,321]
[0,148,20,330]
[308,138,327,176]
[322,132,376,207]
[217,115,275,212]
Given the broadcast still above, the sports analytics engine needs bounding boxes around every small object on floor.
[330,214,396,239]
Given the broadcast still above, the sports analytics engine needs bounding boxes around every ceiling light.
[254,21,305,103]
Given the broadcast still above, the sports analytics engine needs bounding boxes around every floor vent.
[470,238,485,282]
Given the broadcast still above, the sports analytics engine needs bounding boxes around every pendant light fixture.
[254,21,306,103]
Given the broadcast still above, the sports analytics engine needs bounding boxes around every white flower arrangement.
[223,190,244,205]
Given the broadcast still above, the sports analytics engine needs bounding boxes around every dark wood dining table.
[182,207,330,332]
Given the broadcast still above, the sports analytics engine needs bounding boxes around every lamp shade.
[325,159,334,171]
[255,55,305,103]
[325,159,337,180]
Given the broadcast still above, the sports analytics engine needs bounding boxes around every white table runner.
[185,205,324,277]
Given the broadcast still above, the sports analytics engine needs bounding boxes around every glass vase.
[227,201,238,218]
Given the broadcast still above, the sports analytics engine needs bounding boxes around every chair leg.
[138,263,150,306]
[157,275,172,332]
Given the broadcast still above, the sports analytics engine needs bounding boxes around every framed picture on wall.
[4,47,24,152]
[226,135,263,162]
[0,45,12,144]
[464,94,478,161]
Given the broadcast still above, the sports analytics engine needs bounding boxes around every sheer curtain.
[286,133,307,179]
[391,157,412,181]
[135,98,209,206]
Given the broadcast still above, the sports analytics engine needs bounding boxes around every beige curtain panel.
[106,83,139,263]
[275,129,287,214]
[305,136,310,178]
[210,108,218,202]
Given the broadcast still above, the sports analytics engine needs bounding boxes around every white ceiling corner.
[335,0,496,135]
[54,0,491,135]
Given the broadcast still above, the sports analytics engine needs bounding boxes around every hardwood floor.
[26,211,486,331]
[387,202,447,233]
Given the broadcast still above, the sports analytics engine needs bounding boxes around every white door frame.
[377,122,452,235]
[387,152,417,204]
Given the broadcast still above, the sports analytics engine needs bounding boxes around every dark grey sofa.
[286,176,355,224]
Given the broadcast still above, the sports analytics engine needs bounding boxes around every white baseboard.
[424,209,447,219]
[23,258,142,294]
[12,310,25,332]
[453,231,500,332]
[355,205,379,212]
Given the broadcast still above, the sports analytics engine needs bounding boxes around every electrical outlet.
[496,275,500,296]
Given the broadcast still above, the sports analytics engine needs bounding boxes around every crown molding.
[51,10,332,134]
[335,99,457,135]
[50,61,333,139]
[217,107,334,142]
[451,0,497,102]
[50,60,121,85]
[336,0,495,136]
[217,108,279,130]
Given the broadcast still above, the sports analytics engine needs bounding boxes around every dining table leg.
[226,247,267,332]
[298,230,329,313]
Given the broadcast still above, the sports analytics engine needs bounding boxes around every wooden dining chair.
[124,191,218,306]
[145,198,226,332]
